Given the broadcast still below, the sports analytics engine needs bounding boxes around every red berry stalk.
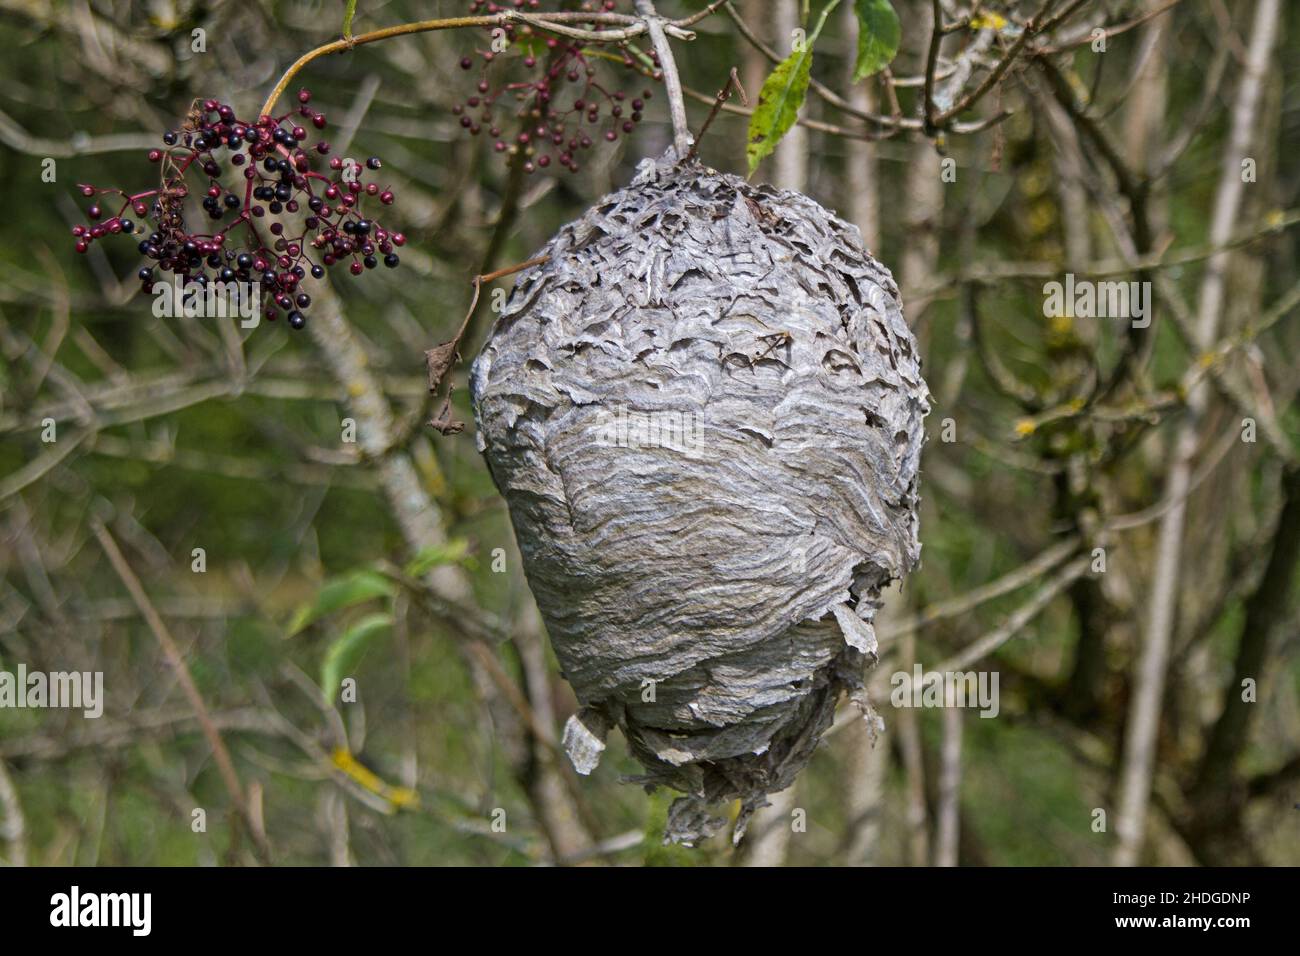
[72,90,405,330]
[460,0,660,173]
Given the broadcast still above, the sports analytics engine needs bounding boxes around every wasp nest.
[471,150,929,845]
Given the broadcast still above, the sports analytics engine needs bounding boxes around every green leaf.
[287,569,395,636]
[342,0,358,39]
[746,0,842,176]
[747,49,813,176]
[404,538,471,578]
[321,612,391,703]
[853,0,901,81]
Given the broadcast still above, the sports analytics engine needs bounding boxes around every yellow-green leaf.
[321,612,391,703]
[853,0,901,80]
[404,537,471,578]
[748,1,845,176]
[747,48,814,176]
[287,569,395,636]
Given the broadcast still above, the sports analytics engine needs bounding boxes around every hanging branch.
[635,0,693,155]
[260,7,704,118]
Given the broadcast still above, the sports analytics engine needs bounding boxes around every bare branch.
[1113,0,1283,867]
[91,519,273,865]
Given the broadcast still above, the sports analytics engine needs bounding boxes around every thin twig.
[1039,0,1183,53]
[932,0,1062,129]
[923,0,944,133]
[260,9,699,117]
[883,536,1083,642]
[675,0,731,28]
[913,209,1300,297]
[0,429,92,502]
[932,556,1092,673]
[479,255,551,286]
[424,255,550,401]
[679,84,1008,142]
[0,106,156,156]
[91,519,272,864]
[685,67,746,162]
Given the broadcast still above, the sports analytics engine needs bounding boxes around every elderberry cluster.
[71,90,405,329]
[456,1,660,173]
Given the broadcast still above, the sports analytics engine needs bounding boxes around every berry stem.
[258,8,700,119]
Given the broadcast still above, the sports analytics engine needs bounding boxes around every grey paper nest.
[471,150,929,845]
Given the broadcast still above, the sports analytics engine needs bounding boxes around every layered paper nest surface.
[471,151,929,844]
